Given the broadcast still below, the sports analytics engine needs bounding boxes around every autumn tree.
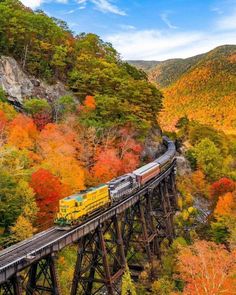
[7,114,38,149]
[0,147,34,232]
[10,215,34,243]
[30,168,65,224]
[92,148,122,182]
[42,154,85,194]
[214,192,235,215]
[83,95,96,110]
[37,123,78,157]
[211,190,236,246]
[210,177,235,199]
[37,123,84,193]
[177,240,236,295]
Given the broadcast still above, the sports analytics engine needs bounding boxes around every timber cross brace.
[0,170,178,295]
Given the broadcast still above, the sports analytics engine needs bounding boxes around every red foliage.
[33,112,52,131]
[30,168,65,223]
[92,148,122,182]
[210,177,235,199]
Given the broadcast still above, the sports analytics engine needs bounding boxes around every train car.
[108,173,139,201]
[156,137,176,171]
[156,154,172,172]
[133,162,160,186]
[55,184,110,226]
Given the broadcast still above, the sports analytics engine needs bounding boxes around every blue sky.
[20,0,236,60]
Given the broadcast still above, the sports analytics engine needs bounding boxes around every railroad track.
[0,158,176,285]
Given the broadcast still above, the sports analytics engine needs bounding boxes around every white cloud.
[20,0,68,9]
[106,29,236,60]
[91,0,126,15]
[216,10,236,30]
[75,0,126,15]
[160,13,177,29]
[20,0,44,9]
[119,24,136,30]
[211,7,224,15]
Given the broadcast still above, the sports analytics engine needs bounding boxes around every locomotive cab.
[55,195,85,226]
[55,184,110,227]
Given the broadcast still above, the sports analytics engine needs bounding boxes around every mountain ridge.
[129,45,236,134]
[128,45,235,88]
[159,45,236,133]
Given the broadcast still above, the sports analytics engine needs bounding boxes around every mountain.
[127,60,160,72]
[148,54,205,88]
[159,45,236,134]
[128,55,204,88]
[130,45,236,134]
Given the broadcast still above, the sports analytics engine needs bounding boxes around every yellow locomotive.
[55,184,110,226]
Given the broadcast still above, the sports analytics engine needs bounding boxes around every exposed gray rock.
[0,56,71,104]
[0,56,33,103]
[141,127,164,160]
[176,155,191,176]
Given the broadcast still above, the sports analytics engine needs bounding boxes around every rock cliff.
[0,56,70,104]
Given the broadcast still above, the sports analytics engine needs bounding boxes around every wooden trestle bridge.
[0,160,177,295]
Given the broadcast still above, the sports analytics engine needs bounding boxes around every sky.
[20,0,236,60]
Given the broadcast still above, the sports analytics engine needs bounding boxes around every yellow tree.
[10,215,35,243]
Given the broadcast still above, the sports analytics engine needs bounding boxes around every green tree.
[52,95,76,122]
[0,87,7,102]
[193,138,223,180]
[23,98,51,116]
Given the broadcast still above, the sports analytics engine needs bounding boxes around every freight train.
[55,137,176,226]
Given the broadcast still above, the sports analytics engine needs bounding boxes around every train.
[55,136,176,227]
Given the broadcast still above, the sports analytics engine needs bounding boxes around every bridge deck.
[0,161,175,284]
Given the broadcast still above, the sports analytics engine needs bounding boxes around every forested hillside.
[159,45,236,133]
[127,60,160,72]
[130,45,236,133]
[0,0,161,134]
[148,54,204,88]
[0,0,163,245]
[128,54,203,88]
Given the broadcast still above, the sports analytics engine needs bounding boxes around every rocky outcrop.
[142,127,164,160]
[0,56,71,104]
[176,155,191,176]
